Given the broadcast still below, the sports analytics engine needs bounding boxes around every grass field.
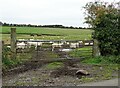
[1,26,93,44]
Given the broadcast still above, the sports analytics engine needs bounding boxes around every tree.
[84,1,120,56]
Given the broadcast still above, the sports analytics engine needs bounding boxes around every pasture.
[1,26,93,44]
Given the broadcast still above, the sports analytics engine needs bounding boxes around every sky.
[0,0,119,27]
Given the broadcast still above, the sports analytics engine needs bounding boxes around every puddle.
[59,49,73,52]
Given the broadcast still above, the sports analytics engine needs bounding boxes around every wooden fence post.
[11,28,16,59]
[93,39,101,57]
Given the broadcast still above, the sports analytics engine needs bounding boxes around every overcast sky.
[0,0,119,27]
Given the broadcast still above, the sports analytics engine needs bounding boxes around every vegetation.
[82,56,120,64]
[84,1,120,56]
[43,62,64,70]
[80,64,118,82]
[2,46,33,71]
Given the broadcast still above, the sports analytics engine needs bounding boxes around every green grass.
[1,26,93,44]
[69,46,92,58]
[43,62,64,70]
[1,26,93,35]
[80,64,118,83]
[82,55,120,64]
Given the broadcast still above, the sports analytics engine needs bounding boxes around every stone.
[76,70,89,75]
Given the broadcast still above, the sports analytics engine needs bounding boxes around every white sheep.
[84,42,90,45]
[70,43,79,48]
[17,42,27,49]
[7,46,11,48]
[90,42,93,45]
[78,41,83,43]
[52,43,63,51]
[27,42,42,49]
[52,43,63,47]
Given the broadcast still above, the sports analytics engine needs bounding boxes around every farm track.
[3,59,82,77]
[2,50,82,77]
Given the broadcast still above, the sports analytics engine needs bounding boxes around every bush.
[84,1,120,56]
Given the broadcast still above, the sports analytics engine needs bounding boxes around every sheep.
[17,42,27,49]
[7,46,11,48]
[52,43,63,48]
[27,42,42,49]
[27,42,37,49]
[52,43,63,51]
[70,43,79,48]
[90,42,93,45]
[84,43,89,45]
[78,41,83,43]
[6,42,26,49]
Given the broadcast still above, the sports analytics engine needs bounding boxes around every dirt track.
[2,50,118,86]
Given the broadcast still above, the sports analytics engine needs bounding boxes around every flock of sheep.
[7,39,93,51]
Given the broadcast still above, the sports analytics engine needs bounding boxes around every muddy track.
[2,58,82,77]
[3,49,84,76]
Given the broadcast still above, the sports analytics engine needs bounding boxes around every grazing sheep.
[52,43,63,51]
[7,46,11,48]
[17,42,27,49]
[52,43,63,48]
[27,42,42,49]
[78,41,83,43]
[70,43,79,48]
[84,42,89,45]
[90,42,93,45]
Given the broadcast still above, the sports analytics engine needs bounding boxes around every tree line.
[1,22,89,29]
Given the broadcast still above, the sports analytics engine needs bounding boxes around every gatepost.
[11,28,16,59]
